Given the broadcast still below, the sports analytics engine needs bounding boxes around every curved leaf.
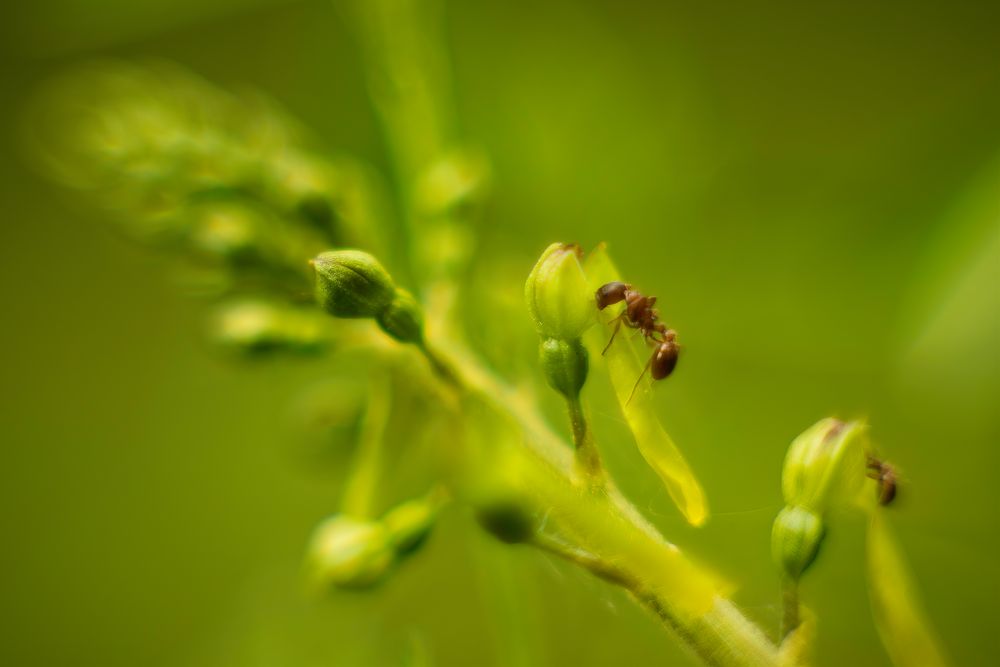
[583,244,708,526]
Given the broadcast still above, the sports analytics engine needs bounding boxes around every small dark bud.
[539,337,589,400]
[771,505,825,581]
[475,497,539,544]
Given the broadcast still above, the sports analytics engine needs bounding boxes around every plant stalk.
[566,395,605,487]
[418,338,780,667]
[340,373,391,518]
[781,578,801,641]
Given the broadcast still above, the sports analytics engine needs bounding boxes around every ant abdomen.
[866,457,898,506]
[651,335,679,381]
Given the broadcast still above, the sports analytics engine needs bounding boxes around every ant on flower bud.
[595,281,680,404]
[866,456,898,506]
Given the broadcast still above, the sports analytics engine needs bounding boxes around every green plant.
[25,2,951,666]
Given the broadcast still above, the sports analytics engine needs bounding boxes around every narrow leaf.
[583,244,708,526]
[867,512,950,667]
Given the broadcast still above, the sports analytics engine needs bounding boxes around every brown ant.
[595,281,679,403]
[866,456,898,506]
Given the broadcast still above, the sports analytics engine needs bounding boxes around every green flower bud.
[312,249,395,319]
[782,418,869,513]
[211,300,329,356]
[539,337,589,399]
[305,515,394,591]
[383,497,439,557]
[376,289,425,344]
[772,506,825,580]
[525,243,595,340]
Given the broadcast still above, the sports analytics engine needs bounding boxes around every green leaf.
[867,512,950,667]
[582,244,708,526]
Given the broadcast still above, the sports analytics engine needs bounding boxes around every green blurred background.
[1,1,998,665]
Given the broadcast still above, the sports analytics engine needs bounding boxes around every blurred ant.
[866,456,898,506]
[595,281,679,404]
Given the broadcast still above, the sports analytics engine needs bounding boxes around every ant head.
[595,281,629,310]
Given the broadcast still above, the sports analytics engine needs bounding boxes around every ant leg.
[625,358,652,406]
[602,315,625,355]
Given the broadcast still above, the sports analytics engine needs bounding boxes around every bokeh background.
[1,1,998,665]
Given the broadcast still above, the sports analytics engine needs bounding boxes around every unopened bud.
[525,243,595,340]
[782,418,869,513]
[305,515,394,591]
[312,249,395,318]
[376,289,424,344]
[539,337,589,399]
[772,506,825,581]
[474,493,539,544]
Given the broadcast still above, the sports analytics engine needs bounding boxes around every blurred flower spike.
[525,243,595,341]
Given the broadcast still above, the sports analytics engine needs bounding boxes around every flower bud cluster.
[311,249,425,345]
[30,62,382,290]
[305,494,441,591]
[525,243,595,399]
[772,418,869,582]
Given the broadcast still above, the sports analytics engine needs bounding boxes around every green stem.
[416,339,779,667]
[340,373,392,518]
[781,578,800,641]
[566,395,604,487]
[343,0,453,191]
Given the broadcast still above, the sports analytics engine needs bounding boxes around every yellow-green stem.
[566,395,604,487]
[781,578,801,641]
[417,339,780,667]
[341,373,391,518]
